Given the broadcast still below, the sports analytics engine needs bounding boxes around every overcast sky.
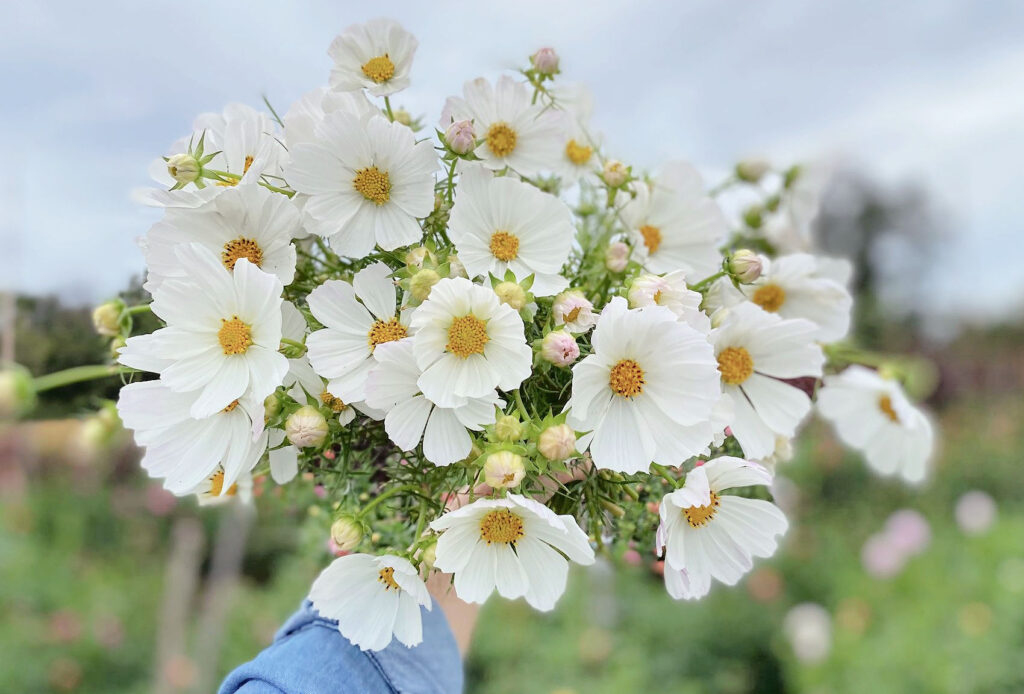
[3,0,1022,328]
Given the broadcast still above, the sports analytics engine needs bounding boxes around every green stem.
[383,96,394,122]
[33,365,135,393]
[650,463,680,489]
[708,175,736,197]
[125,304,151,316]
[513,389,530,420]
[259,181,295,198]
[358,484,424,519]
[689,270,726,292]
[280,337,306,350]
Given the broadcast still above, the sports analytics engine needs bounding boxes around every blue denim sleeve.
[218,600,464,694]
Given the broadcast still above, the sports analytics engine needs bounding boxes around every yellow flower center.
[214,155,255,187]
[446,315,489,358]
[564,306,582,323]
[377,566,401,591]
[609,358,645,398]
[208,468,238,498]
[361,55,396,83]
[565,139,593,165]
[878,395,900,423]
[485,122,518,157]
[751,284,786,312]
[479,509,525,544]
[683,491,721,528]
[320,391,349,413]
[639,224,662,254]
[218,316,253,355]
[489,230,520,261]
[221,237,263,271]
[353,166,391,205]
[367,318,408,348]
[717,346,753,385]
[222,399,240,413]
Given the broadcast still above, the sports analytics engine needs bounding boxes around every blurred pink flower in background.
[885,509,931,555]
[955,490,997,535]
[861,533,906,578]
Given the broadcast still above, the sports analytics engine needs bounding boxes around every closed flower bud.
[552,290,596,332]
[263,392,282,419]
[743,206,763,229]
[483,451,526,489]
[444,119,476,155]
[531,47,560,75]
[410,268,440,302]
[166,152,200,184]
[540,329,579,367]
[285,405,328,448]
[604,241,630,273]
[0,364,36,420]
[405,246,430,268]
[392,108,413,126]
[710,307,731,329]
[736,158,770,183]
[494,414,523,442]
[538,423,576,461]
[728,249,764,284]
[330,515,363,552]
[419,542,437,570]
[494,281,527,310]
[109,335,127,360]
[601,160,628,188]
[92,301,122,336]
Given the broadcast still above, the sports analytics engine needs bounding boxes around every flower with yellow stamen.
[328,19,418,96]
[658,457,787,600]
[568,297,722,474]
[430,494,595,611]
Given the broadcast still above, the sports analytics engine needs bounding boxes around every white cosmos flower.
[429,493,595,611]
[139,103,285,208]
[627,270,710,333]
[657,457,787,600]
[117,243,289,418]
[306,263,411,403]
[286,112,437,256]
[327,19,418,97]
[567,297,722,474]
[620,161,727,279]
[141,184,302,292]
[365,338,502,466]
[712,302,824,460]
[709,254,853,342]
[549,82,600,182]
[816,366,934,483]
[441,76,564,176]
[409,277,532,408]
[193,466,254,506]
[448,164,573,296]
[309,553,431,651]
[282,87,377,150]
[117,380,267,495]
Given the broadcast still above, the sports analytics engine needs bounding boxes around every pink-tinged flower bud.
[285,405,328,448]
[330,515,363,551]
[601,160,628,187]
[736,158,770,183]
[604,241,630,273]
[552,290,596,333]
[728,249,764,284]
[445,119,476,155]
[540,329,579,367]
[537,423,576,461]
[483,451,526,489]
[531,47,560,75]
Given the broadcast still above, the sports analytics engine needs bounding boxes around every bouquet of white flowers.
[14,18,936,653]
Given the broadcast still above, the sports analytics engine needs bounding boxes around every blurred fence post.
[153,516,205,694]
[190,502,255,694]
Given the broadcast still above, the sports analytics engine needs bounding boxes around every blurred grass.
[2,394,1022,693]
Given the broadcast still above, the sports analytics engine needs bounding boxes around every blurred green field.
[2,393,1021,693]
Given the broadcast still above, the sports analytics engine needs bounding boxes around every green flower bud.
[410,268,441,302]
[166,152,201,184]
[494,281,527,310]
[494,414,523,442]
[92,301,123,337]
[0,364,36,420]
